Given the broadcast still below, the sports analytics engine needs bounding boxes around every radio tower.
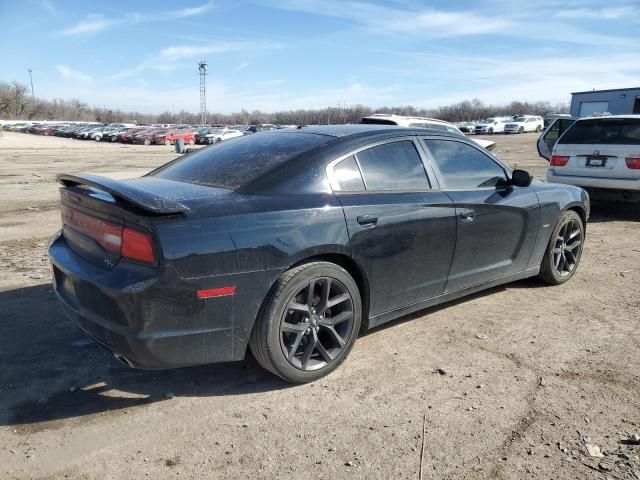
[198,60,208,125]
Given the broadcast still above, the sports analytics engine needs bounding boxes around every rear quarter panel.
[147,193,351,357]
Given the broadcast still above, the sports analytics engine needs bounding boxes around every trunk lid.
[57,174,228,269]
[552,143,640,179]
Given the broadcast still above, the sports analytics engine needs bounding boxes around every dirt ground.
[0,131,639,480]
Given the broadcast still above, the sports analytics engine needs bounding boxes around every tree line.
[1,80,569,125]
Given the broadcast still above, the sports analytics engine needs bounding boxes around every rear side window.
[333,156,365,191]
[150,132,331,189]
[423,139,506,189]
[355,141,429,190]
[559,118,640,145]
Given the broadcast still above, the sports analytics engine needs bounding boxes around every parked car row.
[2,121,299,146]
[453,116,545,135]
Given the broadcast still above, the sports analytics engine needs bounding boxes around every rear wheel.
[538,210,584,285]
[94,135,102,141]
[535,125,542,133]
[249,262,362,383]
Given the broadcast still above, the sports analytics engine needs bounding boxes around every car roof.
[579,114,640,120]
[277,124,461,139]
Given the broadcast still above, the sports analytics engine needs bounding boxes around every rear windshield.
[149,132,332,189]
[559,118,640,145]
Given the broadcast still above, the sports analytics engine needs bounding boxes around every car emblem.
[593,150,600,157]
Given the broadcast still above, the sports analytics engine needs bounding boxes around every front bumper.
[49,232,260,369]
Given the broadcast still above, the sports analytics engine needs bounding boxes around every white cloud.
[232,62,250,73]
[111,42,280,80]
[554,6,636,19]
[58,2,214,36]
[266,0,637,47]
[60,14,113,36]
[56,65,93,83]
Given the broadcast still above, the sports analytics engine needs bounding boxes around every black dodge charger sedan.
[49,125,589,382]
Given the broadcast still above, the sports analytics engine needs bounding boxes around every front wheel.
[488,128,494,135]
[518,127,524,134]
[535,125,542,133]
[164,139,171,146]
[249,262,362,383]
[538,210,584,285]
[188,138,195,145]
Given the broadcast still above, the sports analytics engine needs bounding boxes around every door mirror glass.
[511,169,533,187]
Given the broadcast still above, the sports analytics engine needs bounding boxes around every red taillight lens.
[550,155,570,166]
[122,227,155,264]
[625,157,640,169]
[61,205,122,253]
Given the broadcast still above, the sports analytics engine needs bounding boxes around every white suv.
[544,115,640,201]
[504,115,543,134]
[361,114,495,151]
[474,117,511,135]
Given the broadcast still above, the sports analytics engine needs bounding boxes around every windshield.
[514,117,526,122]
[149,132,332,190]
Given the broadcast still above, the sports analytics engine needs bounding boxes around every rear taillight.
[625,157,640,169]
[62,205,122,253]
[62,205,155,264]
[122,227,155,264]
[550,155,569,166]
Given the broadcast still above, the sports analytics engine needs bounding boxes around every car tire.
[249,261,362,383]
[164,139,171,146]
[538,210,584,285]
[518,127,524,134]
[144,138,151,146]
[488,128,494,135]
[188,139,195,145]
[95,135,102,141]
[535,125,542,133]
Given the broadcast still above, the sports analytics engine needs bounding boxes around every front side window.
[423,139,507,189]
[355,141,430,191]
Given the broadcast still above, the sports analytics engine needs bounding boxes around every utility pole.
[198,60,208,125]
[27,68,35,103]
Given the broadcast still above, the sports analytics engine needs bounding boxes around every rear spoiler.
[57,173,188,214]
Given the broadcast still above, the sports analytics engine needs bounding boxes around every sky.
[1,0,639,114]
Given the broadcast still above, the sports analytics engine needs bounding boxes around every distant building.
[570,87,640,117]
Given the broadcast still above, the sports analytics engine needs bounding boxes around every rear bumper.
[547,170,640,191]
[49,232,278,369]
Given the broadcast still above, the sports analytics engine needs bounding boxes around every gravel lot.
[1,131,639,480]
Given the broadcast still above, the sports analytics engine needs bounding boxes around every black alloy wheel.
[552,218,583,278]
[249,262,362,383]
[280,277,354,371]
[539,210,584,285]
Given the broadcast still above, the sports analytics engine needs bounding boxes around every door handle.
[459,209,475,222]
[357,215,378,227]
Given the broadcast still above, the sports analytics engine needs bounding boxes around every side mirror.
[511,169,533,187]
